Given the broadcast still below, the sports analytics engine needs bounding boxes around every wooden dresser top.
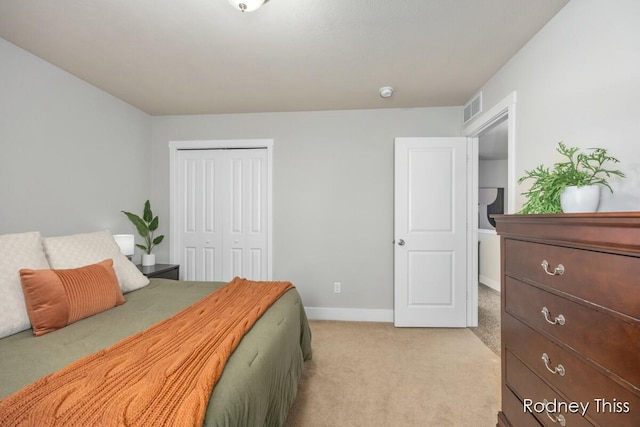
[494,212,640,256]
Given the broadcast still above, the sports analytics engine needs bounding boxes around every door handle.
[397,239,405,246]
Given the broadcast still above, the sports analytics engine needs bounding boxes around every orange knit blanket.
[0,277,293,427]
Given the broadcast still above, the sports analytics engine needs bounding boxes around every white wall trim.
[479,275,500,292]
[168,139,274,279]
[463,92,516,327]
[467,136,479,327]
[304,307,394,323]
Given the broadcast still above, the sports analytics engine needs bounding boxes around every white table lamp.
[113,234,135,259]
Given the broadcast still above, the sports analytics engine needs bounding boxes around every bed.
[0,231,312,426]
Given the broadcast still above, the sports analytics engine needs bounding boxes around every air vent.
[463,92,482,125]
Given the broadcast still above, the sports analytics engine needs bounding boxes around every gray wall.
[5,0,639,313]
[0,38,151,240]
[150,108,462,310]
[473,0,640,212]
[479,160,508,189]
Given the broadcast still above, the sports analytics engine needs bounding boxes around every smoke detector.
[379,86,394,98]
[227,0,265,12]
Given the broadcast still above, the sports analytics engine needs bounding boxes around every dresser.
[494,213,639,427]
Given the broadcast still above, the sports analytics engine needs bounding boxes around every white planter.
[560,185,600,213]
[141,253,156,266]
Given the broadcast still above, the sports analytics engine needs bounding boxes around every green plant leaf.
[143,200,153,223]
[153,235,164,245]
[148,216,159,232]
[122,211,150,237]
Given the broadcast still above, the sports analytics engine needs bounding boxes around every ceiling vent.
[463,92,482,125]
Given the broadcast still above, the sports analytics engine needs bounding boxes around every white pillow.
[42,230,149,293]
[0,231,51,338]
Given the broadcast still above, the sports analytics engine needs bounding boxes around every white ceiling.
[0,0,569,116]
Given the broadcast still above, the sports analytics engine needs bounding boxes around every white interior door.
[394,137,468,327]
[176,148,268,282]
[222,149,268,280]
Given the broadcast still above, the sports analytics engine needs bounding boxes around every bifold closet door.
[176,148,268,282]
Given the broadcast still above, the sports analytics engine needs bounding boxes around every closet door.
[177,149,222,281]
[222,149,268,281]
[176,148,268,282]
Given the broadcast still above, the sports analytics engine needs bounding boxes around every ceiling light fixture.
[227,0,265,12]
[379,86,394,98]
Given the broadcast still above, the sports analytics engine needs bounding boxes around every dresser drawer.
[504,313,639,427]
[504,239,640,319]
[501,384,542,427]
[506,350,593,427]
[505,277,640,387]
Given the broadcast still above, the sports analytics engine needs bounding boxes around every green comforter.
[0,279,312,426]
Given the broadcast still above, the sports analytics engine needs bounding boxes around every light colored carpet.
[286,320,501,426]
[470,283,501,355]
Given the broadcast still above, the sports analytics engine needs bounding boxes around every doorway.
[464,92,517,304]
[477,116,508,292]
[168,139,274,281]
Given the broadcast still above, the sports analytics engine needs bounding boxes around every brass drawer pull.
[543,400,567,426]
[541,306,566,325]
[541,260,565,276]
[542,353,566,376]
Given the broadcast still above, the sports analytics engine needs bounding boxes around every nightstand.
[136,263,180,280]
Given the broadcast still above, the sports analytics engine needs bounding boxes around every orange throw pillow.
[19,259,126,336]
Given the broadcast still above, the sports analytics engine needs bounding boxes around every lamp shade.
[227,0,265,12]
[113,234,135,256]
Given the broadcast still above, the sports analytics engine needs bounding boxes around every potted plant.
[122,200,165,266]
[518,142,625,214]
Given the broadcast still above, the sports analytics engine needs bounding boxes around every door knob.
[397,239,405,246]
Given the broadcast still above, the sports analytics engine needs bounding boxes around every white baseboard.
[304,307,394,323]
[479,275,500,292]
